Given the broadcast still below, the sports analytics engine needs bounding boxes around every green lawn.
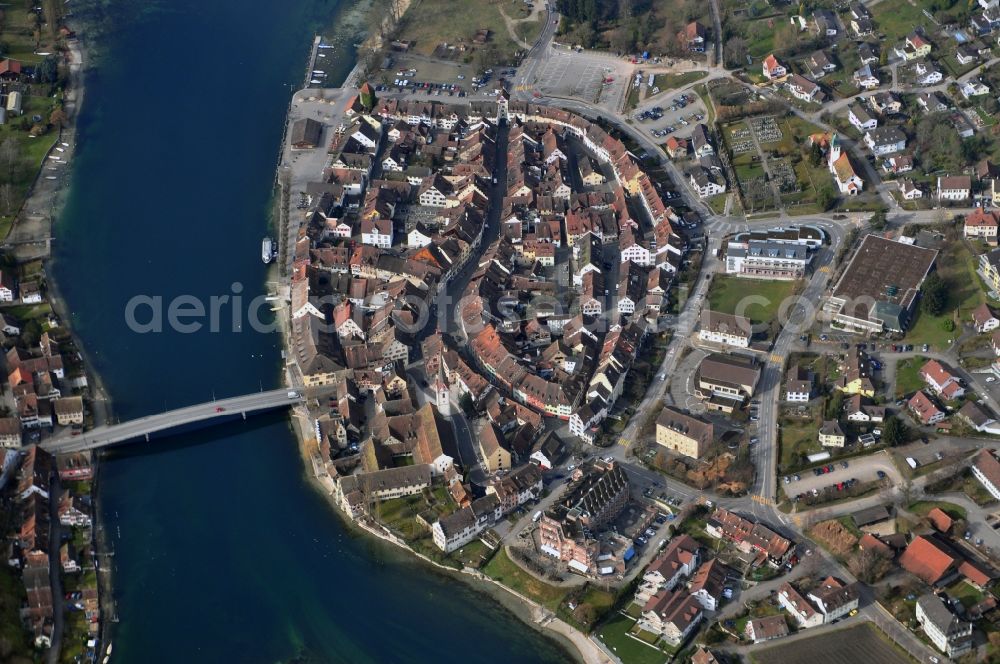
[706,193,728,215]
[514,18,543,45]
[778,415,823,472]
[395,0,521,60]
[652,71,708,92]
[0,95,62,236]
[946,580,986,609]
[894,356,927,399]
[482,547,568,611]
[596,613,669,664]
[871,0,933,42]
[908,500,968,520]
[904,236,982,347]
[707,275,800,325]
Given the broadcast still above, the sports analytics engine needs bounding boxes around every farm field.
[751,623,910,664]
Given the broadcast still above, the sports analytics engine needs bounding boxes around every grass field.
[908,500,968,520]
[395,0,520,59]
[871,0,933,43]
[652,71,708,93]
[904,237,982,348]
[595,613,669,664]
[482,547,568,611]
[751,622,910,664]
[514,18,543,45]
[893,356,927,398]
[778,412,824,473]
[707,276,800,324]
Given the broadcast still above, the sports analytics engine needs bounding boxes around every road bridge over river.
[41,388,304,454]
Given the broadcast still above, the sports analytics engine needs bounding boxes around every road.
[42,388,305,453]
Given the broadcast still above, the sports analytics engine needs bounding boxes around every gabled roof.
[899,535,958,585]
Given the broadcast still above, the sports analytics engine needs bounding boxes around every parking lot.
[633,91,709,143]
[528,47,630,109]
[780,452,900,499]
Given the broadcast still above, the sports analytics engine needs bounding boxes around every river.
[49,0,572,661]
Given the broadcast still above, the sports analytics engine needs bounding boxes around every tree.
[882,415,908,446]
[808,141,823,167]
[921,272,948,316]
[36,54,58,84]
[817,184,837,211]
[942,318,955,332]
[49,106,68,129]
[724,36,748,69]
[879,48,888,66]
[870,210,887,230]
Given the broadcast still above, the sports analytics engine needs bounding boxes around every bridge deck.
[42,388,304,454]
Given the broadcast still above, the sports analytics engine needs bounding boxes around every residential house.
[813,9,838,36]
[691,124,713,157]
[684,21,707,52]
[961,79,990,99]
[745,615,789,643]
[897,32,932,60]
[786,74,823,103]
[784,365,812,402]
[638,588,703,647]
[818,420,846,447]
[844,394,884,423]
[908,390,946,425]
[689,168,726,198]
[778,582,823,628]
[972,448,1000,500]
[807,577,860,623]
[965,207,1000,244]
[698,310,751,348]
[973,302,1000,332]
[858,43,879,65]
[52,397,83,426]
[853,64,879,89]
[848,103,877,131]
[689,558,729,611]
[899,179,924,200]
[864,127,906,156]
[655,407,713,459]
[919,359,965,400]
[937,175,971,202]
[806,51,837,78]
[762,54,787,79]
[636,534,701,602]
[916,593,974,658]
[870,92,902,115]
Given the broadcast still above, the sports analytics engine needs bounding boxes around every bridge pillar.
[145,432,149,442]
[242,411,246,420]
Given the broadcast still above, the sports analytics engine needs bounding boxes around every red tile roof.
[899,535,957,585]
[926,507,953,533]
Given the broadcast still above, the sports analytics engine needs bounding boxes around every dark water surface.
[51,0,571,660]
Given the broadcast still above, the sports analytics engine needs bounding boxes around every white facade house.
[864,127,907,156]
[361,219,393,248]
[916,594,973,658]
